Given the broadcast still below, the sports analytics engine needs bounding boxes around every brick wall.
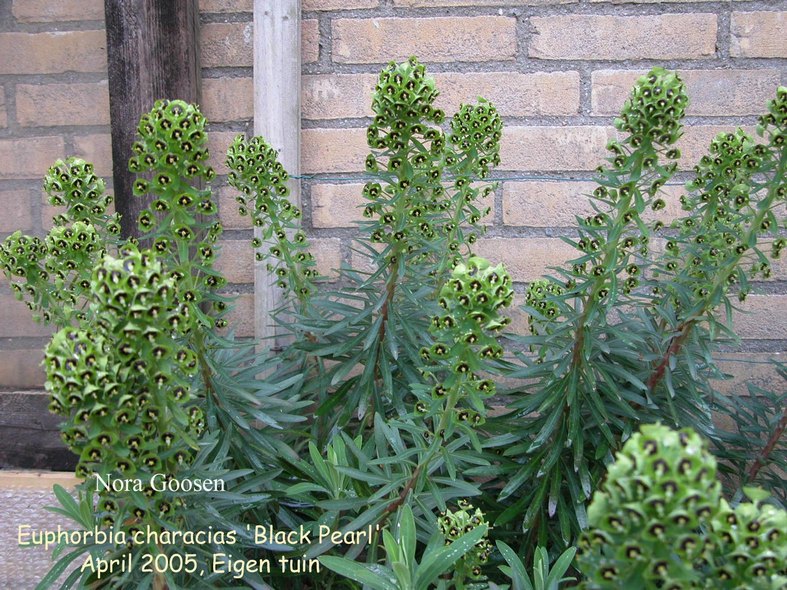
[0,0,259,387]
[0,0,785,393]
[299,0,786,393]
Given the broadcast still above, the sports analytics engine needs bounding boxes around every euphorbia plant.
[477,73,786,556]
[576,423,786,589]
[1,59,785,590]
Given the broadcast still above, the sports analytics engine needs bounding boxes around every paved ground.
[0,472,79,589]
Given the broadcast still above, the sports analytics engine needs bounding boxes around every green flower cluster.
[1,157,120,325]
[660,85,785,313]
[758,85,786,149]
[577,423,786,589]
[130,99,214,190]
[565,69,689,305]
[370,56,442,136]
[43,221,103,319]
[709,494,786,586]
[665,130,767,305]
[524,278,564,336]
[1,222,106,324]
[360,58,503,284]
[44,158,119,234]
[131,99,228,328]
[615,67,688,148]
[363,58,449,260]
[0,233,45,280]
[448,101,502,178]
[437,500,494,580]
[439,100,502,270]
[0,233,48,313]
[418,256,513,425]
[45,246,203,528]
[226,135,317,301]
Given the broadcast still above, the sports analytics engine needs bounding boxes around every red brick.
[734,295,787,340]
[223,292,255,338]
[348,242,384,274]
[0,349,46,388]
[303,72,581,119]
[730,11,787,58]
[500,126,611,171]
[332,16,517,64]
[0,190,33,233]
[0,87,7,128]
[0,292,54,338]
[435,71,580,117]
[202,77,253,123]
[207,131,242,176]
[72,134,113,178]
[303,124,756,177]
[311,181,492,229]
[312,238,342,278]
[506,292,531,336]
[12,0,104,22]
[304,0,378,9]
[474,237,577,282]
[16,82,110,128]
[215,238,342,285]
[643,185,685,225]
[302,19,319,64]
[198,0,252,13]
[530,14,717,60]
[713,353,785,396]
[41,203,66,232]
[215,240,255,284]
[0,137,65,180]
[311,183,366,228]
[591,69,781,117]
[503,181,596,227]
[0,31,106,75]
[503,180,684,228]
[302,128,368,174]
[302,74,376,120]
[396,0,574,5]
[201,22,253,68]
[218,184,252,230]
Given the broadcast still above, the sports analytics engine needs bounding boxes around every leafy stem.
[646,134,786,397]
[746,404,787,482]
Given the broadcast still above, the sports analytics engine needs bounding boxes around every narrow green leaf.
[546,547,577,588]
[319,556,399,590]
[416,525,487,590]
[495,541,533,590]
[34,546,90,590]
[398,504,417,567]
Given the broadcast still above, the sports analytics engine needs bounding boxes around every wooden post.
[104,0,201,238]
[254,0,301,345]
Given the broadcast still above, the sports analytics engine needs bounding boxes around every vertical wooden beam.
[104,0,201,238]
[254,0,301,345]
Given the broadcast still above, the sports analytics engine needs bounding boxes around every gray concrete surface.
[0,472,79,589]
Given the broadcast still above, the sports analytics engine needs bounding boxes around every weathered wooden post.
[254,0,301,345]
[104,0,201,237]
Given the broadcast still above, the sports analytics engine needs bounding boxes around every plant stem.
[645,323,691,392]
[381,376,465,518]
[746,404,787,482]
[646,146,786,397]
[569,153,642,371]
[382,463,422,517]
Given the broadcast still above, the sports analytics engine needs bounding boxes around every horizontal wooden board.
[0,391,76,471]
